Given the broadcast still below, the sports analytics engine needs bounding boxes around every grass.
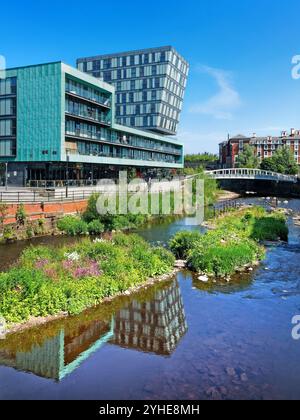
[169,207,288,277]
[0,233,175,324]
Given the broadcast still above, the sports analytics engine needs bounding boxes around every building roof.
[77,46,189,66]
[231,134,249,139]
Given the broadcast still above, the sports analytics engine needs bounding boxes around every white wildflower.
[65,251,80,261]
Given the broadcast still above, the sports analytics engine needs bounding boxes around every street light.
[66,152,70,198]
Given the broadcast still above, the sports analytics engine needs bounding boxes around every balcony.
[65,89,111,110]
[65,148,178,165]
[65,131,182,156]
[65,111,111,127]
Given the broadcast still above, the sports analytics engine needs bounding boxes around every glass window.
[0,98,13,116]
[0,77,17,96]
[0,139,15,156]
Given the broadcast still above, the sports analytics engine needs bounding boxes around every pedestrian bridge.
[205,168,298,184]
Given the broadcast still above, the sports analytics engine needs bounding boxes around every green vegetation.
[57,216,88,236]
[185,153,219,164]
[191,170,220,206]
[260,146,299,175]
[236,145,260,169]
[0,233,175,324]
[57,180,220,237]
[0,203,8,229]
[16,203,27,226]
[82,194,150,230]
[169,207,288,277]
[169,231,203,259]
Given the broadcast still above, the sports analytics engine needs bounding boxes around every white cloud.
[189,65,241,120]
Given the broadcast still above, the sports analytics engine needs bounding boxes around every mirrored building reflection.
[0,319,114,381]
[110,280,188,355]
[0,280,187,380]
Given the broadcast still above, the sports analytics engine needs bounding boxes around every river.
[0,198,300,400]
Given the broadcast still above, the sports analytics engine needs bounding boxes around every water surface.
[0,198,300,400]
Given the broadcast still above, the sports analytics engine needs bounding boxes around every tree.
[185,153,219,163]
[260,146,299,175]
[236,145,260,169]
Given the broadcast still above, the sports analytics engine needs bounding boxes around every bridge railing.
[205,168,298,183]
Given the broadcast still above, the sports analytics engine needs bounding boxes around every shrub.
[187,234,264,277]
[88,220,105,235]
[57,216,88,236]
[251,216,288,242]
[169,231,204,259]
[16,203,27,226]
[82,193,100,223]
[2,226,16,242]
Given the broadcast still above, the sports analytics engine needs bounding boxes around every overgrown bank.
[169,207,288,277]
[0,233,175,325]
[0,205,289,329]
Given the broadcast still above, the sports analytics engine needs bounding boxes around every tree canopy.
[185,153,219,163]
[235,145,260,169]
[260,146,299,175]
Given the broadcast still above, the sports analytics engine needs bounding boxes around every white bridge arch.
[205,168,298,184]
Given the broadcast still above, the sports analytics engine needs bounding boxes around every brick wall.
[3,200,88,225]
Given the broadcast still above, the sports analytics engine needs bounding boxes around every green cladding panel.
[6,62,62,162]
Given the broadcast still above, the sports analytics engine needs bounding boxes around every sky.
[1,0,300,154]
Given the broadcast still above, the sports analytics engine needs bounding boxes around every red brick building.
[219,129,300,168]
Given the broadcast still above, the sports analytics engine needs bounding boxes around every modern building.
[0,62,184,187]
[219,129,300,168]
[76,46,189,136]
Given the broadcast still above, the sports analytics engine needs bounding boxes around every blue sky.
[1,0,300,153]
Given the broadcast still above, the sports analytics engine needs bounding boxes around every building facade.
[76,46,189,136]
[0,62,184,187]
[219,129,300,168]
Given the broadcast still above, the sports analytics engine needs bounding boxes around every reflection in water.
[110,280,188,356]
[0,319,114,381]
[0,280,187,381]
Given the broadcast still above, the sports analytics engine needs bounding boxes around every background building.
[0,62,184,187]
[77,46,189,136]
[219,129,300,168]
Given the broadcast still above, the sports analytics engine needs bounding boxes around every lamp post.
[66,152,70,198]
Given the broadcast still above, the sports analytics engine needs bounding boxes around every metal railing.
[27,179,105,189]
[212,199,240,217]
[0,189,103,204]
[206,168,299,183]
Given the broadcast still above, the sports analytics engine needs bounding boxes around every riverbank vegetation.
[169,207,288,277]
[57,177,220,236]
[0,233,175,324]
